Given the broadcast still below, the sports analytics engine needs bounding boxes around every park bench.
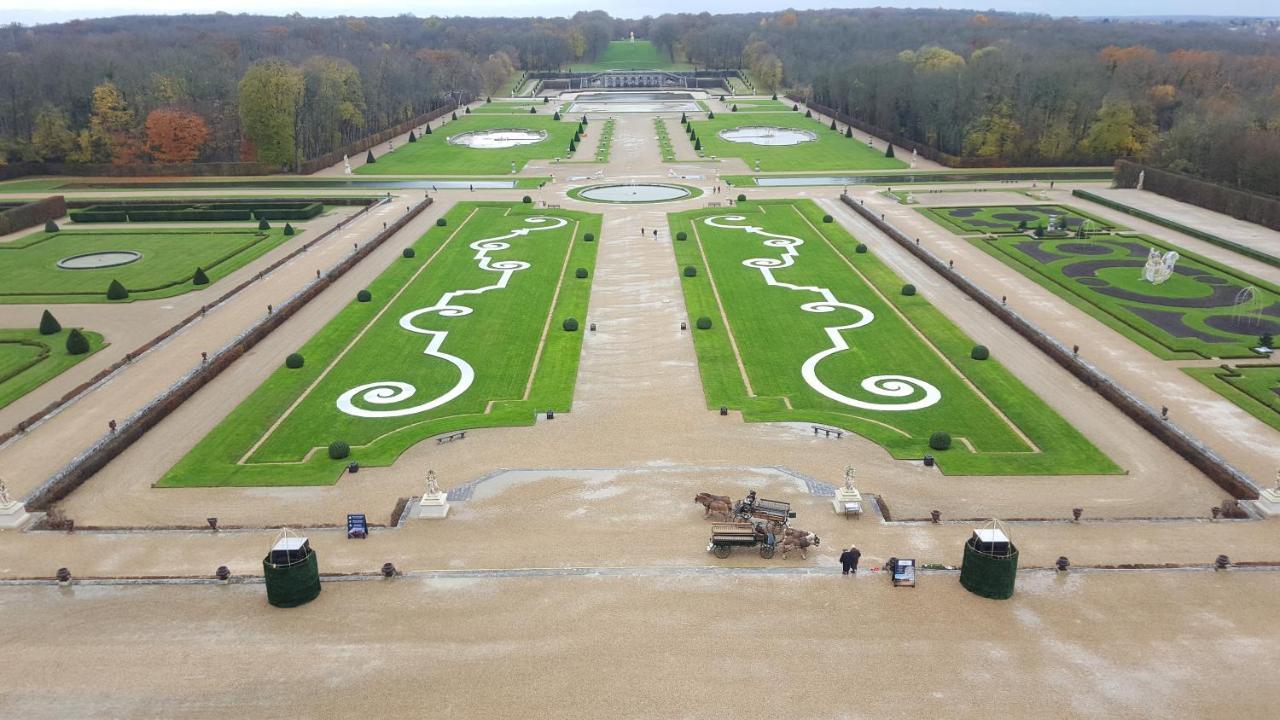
[812,425,843,439]
[436,431,466,445]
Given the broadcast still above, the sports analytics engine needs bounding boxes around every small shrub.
[683,266,697,277]
[408,130,417,143]
[106,279,128,300]
[583,232,595,242]
[44,219,59,233]
[830,119,837,130]
[553,111,561,120]
[676,231,688,241]
[543,96,549,103]
[192,267,210,286]
[855,243,868,253]
[568,139,576,152]
[804,109,812,118]
[971,345,990,360]
[284,223,295,236]
[522,195,532,203]
[285,353,305,369]
[772,93,778,100]
[357,289,372,302]
[719,95,725,101]
[424,125,432,134]
[366,149,376,164]
[529,106,536,114]
[38,309,61,335]
[731,104,738,112]
[402,247,416,258]
[680,113,687,124]
[901,284,916,296]
[928,432,951,451]
[696,316,713,330]
[1260,333,1274,348]
[694,138,702,151]
[707,111,715,119]
[258,218,270,230]
[65,328,90,355]
[451,111,457,120]
[1017,220,1028,231]
[822,214,833,223]
[436,217,447,227]
[736,193,746,202]
[562,317,579,332]
[792,103,799,111]
[845,127,852,138]
[328,441,350,460]
[885,144,895,158]
[575,267,588,279]
[465,106,471,114]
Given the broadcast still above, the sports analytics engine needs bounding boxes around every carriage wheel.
[759,545,775,559]
[713,544,731,559]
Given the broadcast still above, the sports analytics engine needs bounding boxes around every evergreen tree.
[366,149,376,164]
[106,279,128,300]
[885,144,895,158]
[38,309,61,335]
[408,130,416,142]
[65,328,90,355]
[192,267,210,285]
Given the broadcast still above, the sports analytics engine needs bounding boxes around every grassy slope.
[687,112,908,172]
[569,40,691,71]
[0,227,296,304]
[159,203,600,487]
[668,199,1119,475]
[1183,365,1280,432]
[356,115,581,175]
[0,328,106,410]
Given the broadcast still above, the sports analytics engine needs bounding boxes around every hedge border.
[839,193,1260,500]
[0,196,66,235]
[1113,159,1280,232]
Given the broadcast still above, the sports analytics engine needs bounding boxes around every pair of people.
[839,546,861,575]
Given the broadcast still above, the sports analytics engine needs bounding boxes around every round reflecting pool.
[57,251,142,270]
[447,129,547,149]
[573,183,696,203]
[718,126,817,146]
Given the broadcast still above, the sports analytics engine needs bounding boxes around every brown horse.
[695,493,733,517]
[780,533,821,559]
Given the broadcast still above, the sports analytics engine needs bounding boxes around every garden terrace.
[919,205,1119,235]
[355,115,581,176]
[0,328,105,411]
[686,112,907,172]
[1183,364,1280,432]
[69,200,324,223]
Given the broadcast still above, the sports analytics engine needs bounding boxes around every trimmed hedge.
[39,309,61,335]
[285,353,305,369]
[583,232,595,242]
[328,441,350,460]
[683,266,698,277]
[0,195,66,235]
[971,345,990,360]
[192,267,210,286]
[696,316,713,330]
[357,289,372,302]
[901,284,917,296]
[69,209,128,223]
[855,243,868,253]
[562,317,579,331]
[929,431,952,450]
[575,267,588,279]
[436,218,447,227]
[106,280,128,300]
[402,247,416,258]
[1113,159,1280,232]
[676,231,688,241]
[65,329,90,355]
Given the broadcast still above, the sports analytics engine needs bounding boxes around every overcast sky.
[0,1,1276,25]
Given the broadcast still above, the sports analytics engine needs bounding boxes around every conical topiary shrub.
[106,279,128,300]
[568,139,577,153]
[529,106,536,114]
[451,111,458,120]
[707,111,715,119]
[39,309,61,335]
[45,219,59,233]
[805,109,812,118]
[845,127,852,138]
[466,106,472,114]
[65,328,90,355]
[366,149,376,164]
[258,218,271,230]
[408,130,417,142]
[694,138,702,151]
[284,223,295,236]
[929,432,952,451]
[830,118,838,131]
[192,267,210,286]
[425,124,432,134]
[885,144,895,158]
[553,111,561,121]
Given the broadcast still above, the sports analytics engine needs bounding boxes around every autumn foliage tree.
[144,109,210,163]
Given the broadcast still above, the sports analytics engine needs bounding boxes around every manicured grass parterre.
[955,228,1280,359]
[1183,364,1280,432]
[469,101,546,114]
[655,117,677,161]
[727,99,792,113]
[0,227,298,304]
[594,119,616,162]
[668,199,1119,475]
[686,112,908,172]
[159,202,601,486]
[919,204,1119,235]
[356,115,582,175]
[0,327,105,410]
[569,40,691,71]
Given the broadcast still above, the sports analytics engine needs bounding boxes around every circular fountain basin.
[718,126,817,146]
[57,251,142,270]
[573,183,698,204]
[447,129,547,149]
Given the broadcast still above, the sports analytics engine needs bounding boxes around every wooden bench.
[812,426,843,439]
[436,431,466,445]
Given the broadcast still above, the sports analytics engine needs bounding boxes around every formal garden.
[919,204,1119,235]
[569,39,691,71]
[0,323,104,411]
[667,199,1119,475]
[158,202,600,486]
[1183,364,1280,432]
[684,111,908,172]
[0,225,299,303]
[356,115,584,175]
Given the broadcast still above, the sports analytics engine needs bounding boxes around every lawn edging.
[841,192,1261,500]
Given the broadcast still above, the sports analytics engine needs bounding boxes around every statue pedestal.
[415,492,450,520]
[0,501,32,530]
[1253,488,1280,518]
[832,487,864,516]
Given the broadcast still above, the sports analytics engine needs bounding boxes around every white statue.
[1141,247,1179,285]
[0,477,10,506]
[343,154,351,175]
[843,466,856,491]
[425,470,441,497]
[629,31,635,43]
[1137,170,1145,190]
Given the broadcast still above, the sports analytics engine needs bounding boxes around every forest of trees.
[0,9,1277,194]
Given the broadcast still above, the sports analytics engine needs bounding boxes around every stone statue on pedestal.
[425,470,441,497]
[1137,170,1145,190]
[0,477,10,506]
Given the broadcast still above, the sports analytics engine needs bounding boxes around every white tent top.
[973,528,1010,544]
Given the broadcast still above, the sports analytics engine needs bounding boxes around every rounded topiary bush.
[855,243,868,254]
[192,267,210,286]
[402,247,416,259]
[285,353,305,369]
[65,328,90,355]
[928,432,952,451]
[562,317,579,332]
[676,231,688,241]
[696,316,713,330]
[106,279,128,300]
[575,267,588,279]
[522,195,532,203]
[736,194,746,202]
[583,232,595,242]
[45,219,59,233]
[436,217,447,227]
[822,214,833,223]
[357,289,372,302]
[328,441,350,460]
[683,266,697,277]
[258,218,271,230]
[901,284,917,296]
[971,345,990,361]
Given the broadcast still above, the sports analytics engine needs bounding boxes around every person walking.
[839,546,861,575]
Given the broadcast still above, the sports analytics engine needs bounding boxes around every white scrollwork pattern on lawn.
[337,216,568,418]
[704,215,941,412]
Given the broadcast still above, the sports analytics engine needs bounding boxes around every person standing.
[839,546,861,575]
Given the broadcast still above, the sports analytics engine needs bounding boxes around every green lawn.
[668,199,1119,475]
[686,112,908,172]
[0,227,297,304]
[357,115,582,175]
[919,205,1120,235]
[1184,364,1280,432]
[726,99,793,113]
[0,327,106,410]
[158,202,601,487]
[570,40,691,71]
[469,102,548,115]
[959,230,1280,360]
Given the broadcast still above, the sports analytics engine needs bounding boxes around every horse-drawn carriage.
[708,522,777,559]
[734,491,795,532]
